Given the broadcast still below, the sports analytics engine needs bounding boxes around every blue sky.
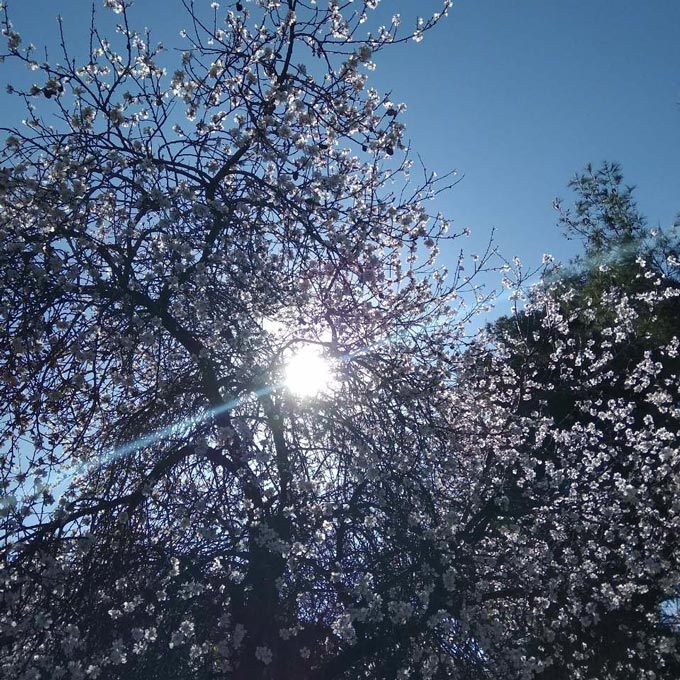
[373,0,680,282]
[2,0,679,309]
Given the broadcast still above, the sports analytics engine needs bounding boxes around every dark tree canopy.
[0,2,679,679]
[481,164,680,677]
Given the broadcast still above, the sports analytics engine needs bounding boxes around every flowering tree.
[0,1,504,678]
[2,0,679,676]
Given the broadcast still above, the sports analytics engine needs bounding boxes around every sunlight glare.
[284,345,334,397]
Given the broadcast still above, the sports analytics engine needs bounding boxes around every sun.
[284,344,334,397]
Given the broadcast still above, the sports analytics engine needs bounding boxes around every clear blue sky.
[374,0,680,278]
[2,0,679,305]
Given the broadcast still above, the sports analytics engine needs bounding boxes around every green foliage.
[547,162,680,341]
[557,161,647,258]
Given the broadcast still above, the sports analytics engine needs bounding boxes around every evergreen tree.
[477,164,680,677]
